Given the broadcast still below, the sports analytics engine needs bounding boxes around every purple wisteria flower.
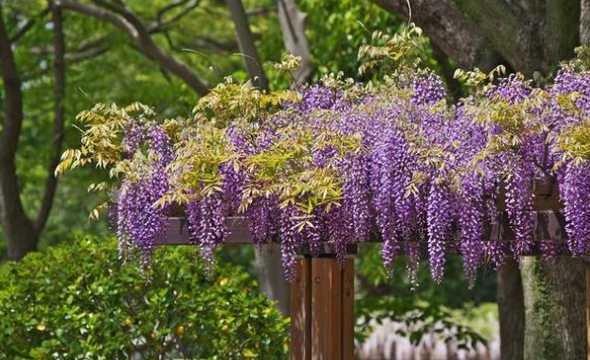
[107,64,590,284]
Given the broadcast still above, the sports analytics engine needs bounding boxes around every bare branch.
[36,2,67,233]
[57,0,209,95]
[76,36,109,53]
[9,7,50,43]
[182,36,239,53]
[66,42,110,62]
[56,0,138,36]
[156,0,191,21]
[23,45,111,82]
[92,0,155,36]
[90,0,147,31]
[30,36,110,58]
[149,0,200,33]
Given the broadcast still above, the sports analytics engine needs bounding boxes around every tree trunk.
[521,256,586,360]
[254,243,290,315]
[497,258,525,360]
[4,223,38,261]
[582,0,590,45]
[0,4,39,261]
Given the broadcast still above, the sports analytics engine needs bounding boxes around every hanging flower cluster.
[58,34,590,283]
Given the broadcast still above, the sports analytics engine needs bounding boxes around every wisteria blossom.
[61,61,590,284]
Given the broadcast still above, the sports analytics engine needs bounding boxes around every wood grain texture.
[291,256,311,360]
[342,258,355,360]
[311,257,342,359]
[160,217,253,245]
[159,209,568,255]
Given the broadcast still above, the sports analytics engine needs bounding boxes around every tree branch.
[181,36,239,53]
[57,0,209,95]
[90,0,147,31]
[36,2,67,233]
[9,7,50,43]
[66,42,110,62]
[452,0,525,69]
[225,0,269,90]
[246,7,274,17]
[23,46,111,82]
[454,0,578,75]
[156,0,191,22]
[149,0,200,33]
[30,36,110,58]
[541,0,579,71]
[56,0,138,36]
[375,0,577,75]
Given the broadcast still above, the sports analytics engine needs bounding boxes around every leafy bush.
[0,237,289,359]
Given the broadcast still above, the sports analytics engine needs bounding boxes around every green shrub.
[0,237,289,359]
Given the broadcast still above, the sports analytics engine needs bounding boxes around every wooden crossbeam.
[160,208,568,254]
[161,217,254,245]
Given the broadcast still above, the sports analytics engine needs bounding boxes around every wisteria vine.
[58,42,590,284]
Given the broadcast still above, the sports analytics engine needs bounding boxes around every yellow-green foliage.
[559,120,590,162]
[56,102,155,176]
[56,103,160,219]
[160,123,235,206]
[358,23,430,77]
[193,78,300,127]
[562,45,590,72]
[242,124,361,214]
[453,65,507,95]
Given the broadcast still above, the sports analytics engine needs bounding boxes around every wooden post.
[291,256,312,360]
[342,258,355,360]
[291,255,354,360]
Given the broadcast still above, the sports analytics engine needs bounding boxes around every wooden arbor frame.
[157,182,589,359]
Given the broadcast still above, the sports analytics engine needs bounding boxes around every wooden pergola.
[156,182,590,359]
